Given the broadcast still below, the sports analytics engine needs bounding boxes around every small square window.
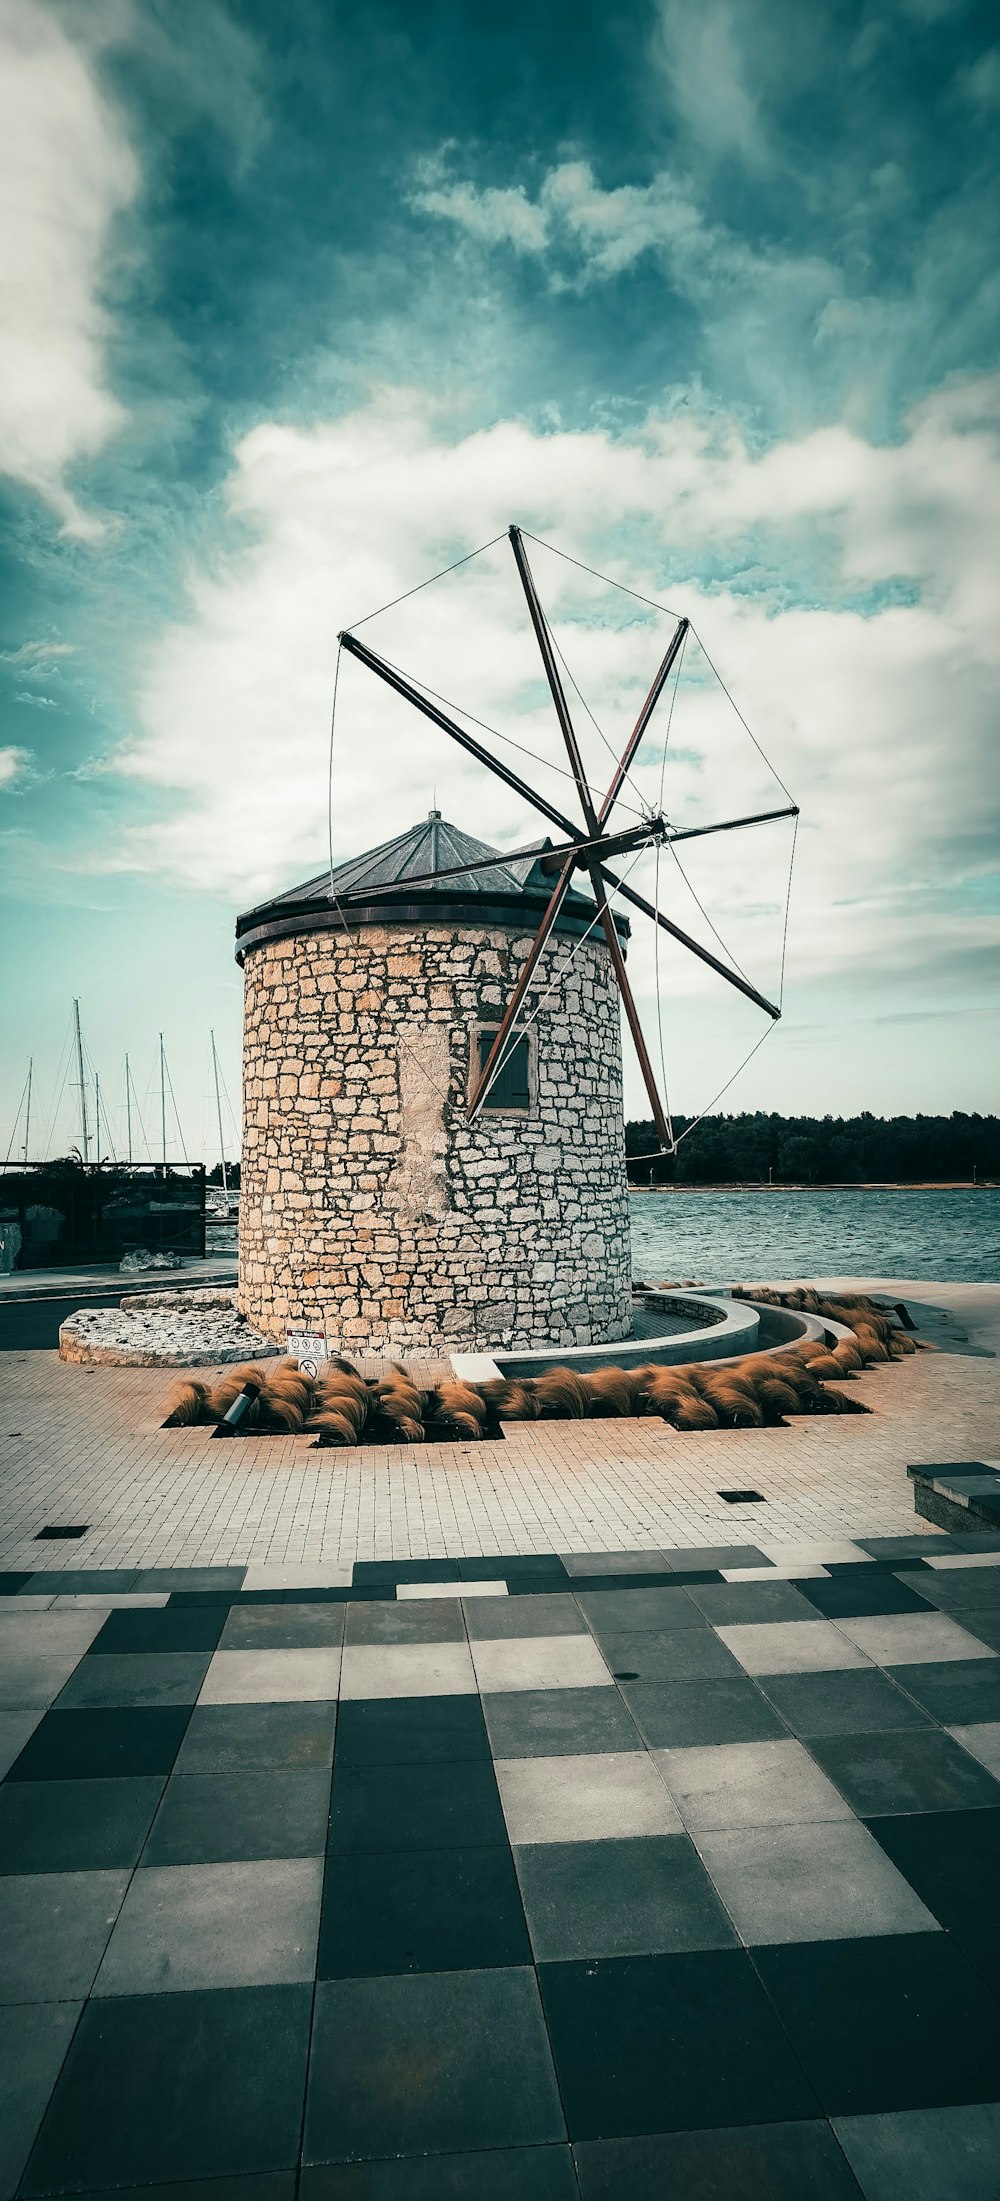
[478,1028,531,1112]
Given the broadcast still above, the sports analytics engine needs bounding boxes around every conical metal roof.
[235,811,628,962]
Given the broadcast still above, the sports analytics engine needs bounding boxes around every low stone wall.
[59,1307,276,1368]
[239,921,632,1354]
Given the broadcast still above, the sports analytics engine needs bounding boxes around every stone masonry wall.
[238,921,631,1352]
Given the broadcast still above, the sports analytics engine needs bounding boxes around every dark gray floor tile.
[482,1688,641,1759]
[575,2121,864,2199]
[897,1567,1000,1612]
[800,1576,934,1620]
[857,1537,955,1559]
[0,1709,43,1779]
[56,2181,295,2201]
[143,1767,332,1864]
[885,1658,1000,1725]
[6,1706,191,1782]
[333,1695,489,1767]
[132,1569,247,1592]
[0,1775,164,1874]
[539,1948,817,2139]
[758,1668,933,1738]
[0,1868,128,2003]
[18,1573,139,1596]
[598,1629,743,1682]
[834,2101,1000,2199]
[54,1652,212,1709]
[464,1595,586,1639]
[754,1933,1000,2114]
[575,1587,705,1633]
[300,2146,577,2197]
[862,1807,1000,1985]
[304,1969,565,2164]
[319,1842,531,1977]
[343,1601,466,1645]
[95,1857,323,1993]
[220,1604,346,1649]
[0,2001,80,2201]
[687,1580,820,1624]
[91,1607,227,1654]
[329,1759,505,1852]
[21,1984,311,2192]
[807,1728,1000,1816]
[175,1701,337,1773]
[516,1833,738,1961]
[621,1676,786,1748]
[659,1547,770,1570]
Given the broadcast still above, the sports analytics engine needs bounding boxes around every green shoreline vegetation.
[624,1112,1000,1187]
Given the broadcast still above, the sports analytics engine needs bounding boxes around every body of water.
[629,1187,1000,1285]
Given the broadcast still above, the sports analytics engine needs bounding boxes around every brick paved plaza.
[1,1279,998,2198]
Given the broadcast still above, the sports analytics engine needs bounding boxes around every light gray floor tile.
[0,1870,129,2004]
[397,1581,508,1600]
[55,1652,212,1708]
[834,2103,1000,2200]
[465,1595,586,1639]
[946,1720,1000,1776]
[698,1820,939,1945]
[495,1751,683,1843]
[339,1640,475,1699]
[0,1653,88,1709]
[0,1614,105,1657]
[717,1620,872,1675]
[471,1635,612,1695]
[834,1612,999,1665]
[0,2002,81,2201]
[198,1646,342,1704]
[0,1708,43,1777]
[653,1738,855,1830]
[93,1855,323,1993]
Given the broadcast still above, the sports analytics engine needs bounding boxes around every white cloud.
[100,372,998,1076]
[653,0,769,167]
[1,639,76,667]
[0,745,32,788]
[413,161,549,253]
[0,0,137,536]
[960,46,1000,109]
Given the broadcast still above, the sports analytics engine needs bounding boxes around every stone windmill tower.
[235,812,632,1353]
[235,525,793,1357]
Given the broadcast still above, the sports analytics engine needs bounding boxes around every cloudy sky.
[2,0,997,1164]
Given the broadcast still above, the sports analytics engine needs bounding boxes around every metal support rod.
[338,631,580,843]
[509,526,600,833]
[211,1031,228,1197]
[598,618,689,826]
[599,867,781,1018]
[466,854,579,1121]
[73,999,90,1164]
[667,803,799,846]
[587,865,671,1148]
[159,1033,167,1165]
[23,1058,32,1165]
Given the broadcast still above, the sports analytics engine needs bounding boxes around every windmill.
[335,526,798,1151]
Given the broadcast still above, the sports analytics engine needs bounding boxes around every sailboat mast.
[73,999,90,1163]
[95,1072,102,1165]
[159,1033,167,1165]
[125,1054,133,1164]
[22,1057,32,1164]
[210,1031,228,1196]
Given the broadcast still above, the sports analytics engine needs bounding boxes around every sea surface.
[629,1187,1000,1285]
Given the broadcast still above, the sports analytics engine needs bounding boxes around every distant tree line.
[624,1112,1000,1186]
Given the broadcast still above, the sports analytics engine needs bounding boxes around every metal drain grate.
[35,1525,90,1540]
[718,1490,765,1505]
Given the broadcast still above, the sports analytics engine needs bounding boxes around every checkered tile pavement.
[3,1539,1000,2198]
